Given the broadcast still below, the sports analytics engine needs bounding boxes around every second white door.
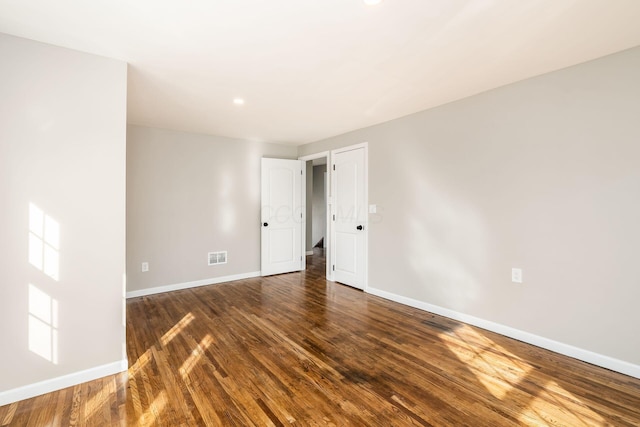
[332,146,366,289]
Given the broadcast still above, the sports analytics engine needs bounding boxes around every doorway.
[299,152,330,279]
[309,160,328,251]
[299,143,368,289]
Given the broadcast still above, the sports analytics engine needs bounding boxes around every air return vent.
[208,251,227,266]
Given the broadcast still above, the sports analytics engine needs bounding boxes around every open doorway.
[306,158,327,253]
[300,152,330,279]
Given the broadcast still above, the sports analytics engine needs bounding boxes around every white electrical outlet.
[511,268,522,283]
[141,262,149,272]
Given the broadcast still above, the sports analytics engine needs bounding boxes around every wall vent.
[208,251,227,266]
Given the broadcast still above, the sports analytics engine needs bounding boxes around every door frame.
[300,142,368,288]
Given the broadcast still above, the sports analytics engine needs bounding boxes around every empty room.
[1,0,640,425]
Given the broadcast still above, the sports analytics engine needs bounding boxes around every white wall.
[126,125,298,294]
[0,33,127,403]
[299,46,640,373]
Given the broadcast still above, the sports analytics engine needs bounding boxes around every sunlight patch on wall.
[219,171,237,233]
[27,203,61,363]
[28,284,59,364]
[29,203,60,281]
[396,146,492,310]
[406,175,487,309]
[220,205,236,234]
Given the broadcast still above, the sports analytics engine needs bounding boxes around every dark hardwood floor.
[2,248,640,426]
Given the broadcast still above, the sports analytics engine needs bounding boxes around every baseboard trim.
[367,287,640,379]
[0,359,128,407]
[126,271,261,299]
[306,250,313,256]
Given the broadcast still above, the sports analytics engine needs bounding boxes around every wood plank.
[1,248,639,425]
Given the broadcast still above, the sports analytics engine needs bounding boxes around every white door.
[261,158,304,276]
[332,146,366,289]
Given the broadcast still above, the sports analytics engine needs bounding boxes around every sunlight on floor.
[138,391,167,427]
[441,324,532,400]
[125,312,205,424]
[128,348,152,377]
[160,312,195,346]
[518,380,605,426]
[82,377,117,424]
[442,324,605,425]
[180,334,214,378]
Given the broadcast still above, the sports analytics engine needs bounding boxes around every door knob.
[263,222,269,227]
[357,225,363,230]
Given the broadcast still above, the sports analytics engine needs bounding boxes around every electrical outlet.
[141,262,149,272]
[511,268,522,283]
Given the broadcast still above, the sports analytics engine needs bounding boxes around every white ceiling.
[1,1,640,145]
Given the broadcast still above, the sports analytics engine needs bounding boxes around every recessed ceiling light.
[233,98,245,105]
[364,0,382,5]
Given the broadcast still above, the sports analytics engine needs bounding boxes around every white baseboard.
[126,271,261,298]
[306,250,313,255]
[366,287,640,379]
[0,359,128,407]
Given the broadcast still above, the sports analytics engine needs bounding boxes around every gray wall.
[299,46,640,366]
[0,34,127,393]
[126,125,297,292]
[312,165,327,247]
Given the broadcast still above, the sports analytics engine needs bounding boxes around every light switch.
[369,204,377,214]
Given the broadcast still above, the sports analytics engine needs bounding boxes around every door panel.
[332,147,366,289]
[335,232,357,274]
[261,158,303,276]
[269,228,294,263]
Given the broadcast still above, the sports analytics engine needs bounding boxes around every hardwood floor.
[2,249,640,426]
